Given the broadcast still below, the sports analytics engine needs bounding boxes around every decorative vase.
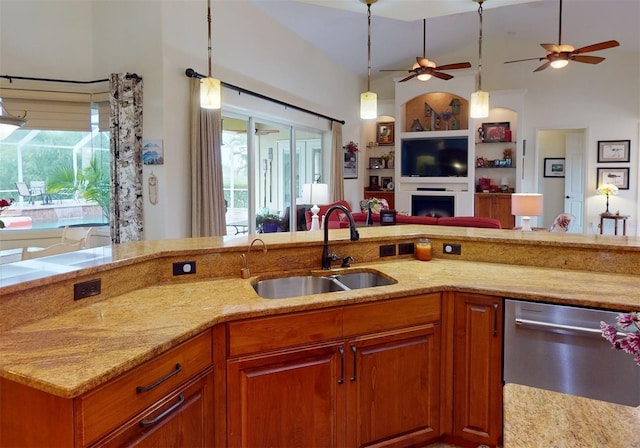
[366,209,373,226]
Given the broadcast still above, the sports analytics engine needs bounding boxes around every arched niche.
[404,92,469,132]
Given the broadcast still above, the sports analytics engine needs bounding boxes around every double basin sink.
[253,271,396,299]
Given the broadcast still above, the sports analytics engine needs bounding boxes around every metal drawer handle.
[515,318,626,337]
[350,344,357,382]
[338,346,345,384]
[136,363,182,393]
[139,394,185,427]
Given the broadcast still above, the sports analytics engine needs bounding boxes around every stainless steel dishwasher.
[503,299,640,407]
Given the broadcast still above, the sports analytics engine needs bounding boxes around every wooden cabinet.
[474,193,514,229]
[0,330,214,448]
[226,294,442,448]
[452,292,503,447]
[364,189,395,209]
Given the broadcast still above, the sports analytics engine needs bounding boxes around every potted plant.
[256,209,281,233]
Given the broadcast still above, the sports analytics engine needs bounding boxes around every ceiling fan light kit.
[470,0,489,118]
[360,0,378,119]
[504,0,619,72]
[0,100,27,140]
[200,0,221,109]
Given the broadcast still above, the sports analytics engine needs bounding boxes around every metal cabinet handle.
[493,302,499,336]
[338,346,345,384]
[139,394,185,427]
[136,363,182,393]
[350,344,357,382]
[515,318,623,337]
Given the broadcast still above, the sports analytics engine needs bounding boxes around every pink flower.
[344,141,358,153]
[601,313,640,367]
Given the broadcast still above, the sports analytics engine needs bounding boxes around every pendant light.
[470,0,489,118]
[360,0,377,120]
[0,99,27,140]
[200,0,221,109]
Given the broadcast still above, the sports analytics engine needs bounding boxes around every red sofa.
[306,200,502,229]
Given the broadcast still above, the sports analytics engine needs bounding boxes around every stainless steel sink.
[253,271,395,299]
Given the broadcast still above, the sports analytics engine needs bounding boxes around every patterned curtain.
[330,121,344,202]
[109,73,144,243]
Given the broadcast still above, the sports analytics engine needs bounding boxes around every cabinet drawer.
[228,308,342,357]
[76,330,212,447]
[343,294,441,337]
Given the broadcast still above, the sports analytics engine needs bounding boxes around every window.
[0,106,109,229]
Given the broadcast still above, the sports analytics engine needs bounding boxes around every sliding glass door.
[222,113,324,234]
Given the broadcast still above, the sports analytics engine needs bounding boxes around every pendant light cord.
[366,2,372,92]
[207,0,212,77]
[477,0,484,92]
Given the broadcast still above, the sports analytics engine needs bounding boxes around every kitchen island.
[0,225,638,447]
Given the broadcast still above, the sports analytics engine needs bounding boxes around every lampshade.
[302,183,329,206]
[360,0,378,120]
[470,0,489,119]
[360,92,377,119]
[470,90,489,118]
[0,100,27,140]
[200,0,221,110]
[512,193,543,231]
[597,183,618,215]
[200,77,221,109]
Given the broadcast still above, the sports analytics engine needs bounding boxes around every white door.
[564,133,585,233]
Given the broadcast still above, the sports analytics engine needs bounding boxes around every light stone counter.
[504,383,640,448]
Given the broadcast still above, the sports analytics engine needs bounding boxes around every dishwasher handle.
[515,318,626,338]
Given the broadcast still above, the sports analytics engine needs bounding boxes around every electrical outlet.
[443,243,461,255]
[74,278,101,301]
[398,242,415,255]
[379,244,396,257]
[173,261,196,276]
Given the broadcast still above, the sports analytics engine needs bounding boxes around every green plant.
[47,156,110,221]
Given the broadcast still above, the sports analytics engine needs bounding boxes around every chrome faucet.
[241,238,267,279]
[321,205,359,270]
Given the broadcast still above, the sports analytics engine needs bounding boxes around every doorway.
[536,128,586,233]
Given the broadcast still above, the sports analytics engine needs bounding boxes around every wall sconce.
[512,193,543,231]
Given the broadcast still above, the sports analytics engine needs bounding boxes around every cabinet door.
[227,343,344,448]
[453,293,503,447]
[474,194,493,219]
[347,325,441,448]
[92,370,214,448]
[494,194,515,229]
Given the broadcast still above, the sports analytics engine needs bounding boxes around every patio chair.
[15,181,34,205]
[61,226,94,248]
[21,240,84,260]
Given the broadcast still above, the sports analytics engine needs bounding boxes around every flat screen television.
[401,136,468,177]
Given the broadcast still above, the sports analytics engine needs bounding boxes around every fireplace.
[411,195,455,218]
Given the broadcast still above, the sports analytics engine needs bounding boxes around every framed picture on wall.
[343,148,357,179]
[376,122,395,146]
[597,140,630,163]
[543,158,565,178]
[597,167,629,190]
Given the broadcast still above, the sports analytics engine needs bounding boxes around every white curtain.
[109,73,144,243]
[330,121,344,202]
[189,79,226,236]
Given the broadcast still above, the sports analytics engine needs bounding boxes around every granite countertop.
[1,255,639,399]
[504,383,640,447]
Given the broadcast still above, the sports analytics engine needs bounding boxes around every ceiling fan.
[381,18,471,82]
[504,0,619,72]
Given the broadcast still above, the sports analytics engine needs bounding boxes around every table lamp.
[511,193,543,231]
[303,183,329,231]
[596,183,618,216]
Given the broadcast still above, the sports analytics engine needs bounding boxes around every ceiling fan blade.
[504,57,544,64]
[571,55,605,64]
[541,43,560,53]
[436,62,472,71]
[431,71,454,81]
[534,61,551,72]
[573,40,620,54]
[399,73,417,83]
